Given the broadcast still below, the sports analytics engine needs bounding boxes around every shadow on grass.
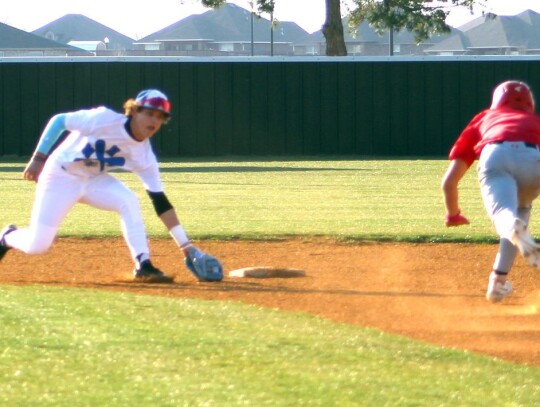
[158,166,371,173]
[0,166,25,172]
[27,280,482,299]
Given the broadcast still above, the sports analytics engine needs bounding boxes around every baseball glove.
[185,247,223,282]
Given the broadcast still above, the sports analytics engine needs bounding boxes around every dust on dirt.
[1,238,539,366]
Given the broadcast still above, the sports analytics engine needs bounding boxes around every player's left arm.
[146,190,192,255]
[146,190,224,281]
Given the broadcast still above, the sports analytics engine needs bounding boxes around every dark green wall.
[1,58,539,157]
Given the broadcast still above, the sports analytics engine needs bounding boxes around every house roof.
[426,9,540,53]
[32,14,135,50]
[0,22,78,50]
[136,3,307,44]
[457,13,496,32]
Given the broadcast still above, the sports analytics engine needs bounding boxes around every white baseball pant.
[5,163,149,261]
[478,141,540,272]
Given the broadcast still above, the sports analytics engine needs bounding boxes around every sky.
[1,0,540,39]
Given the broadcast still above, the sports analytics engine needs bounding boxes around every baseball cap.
[135,89,171,116]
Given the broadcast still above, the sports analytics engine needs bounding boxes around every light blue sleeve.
[35,113,69,155]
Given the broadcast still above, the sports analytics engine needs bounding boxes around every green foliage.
[200,0,226,9]
[0,286,538,405]
[200,0,275,15]
[349,0,484,42]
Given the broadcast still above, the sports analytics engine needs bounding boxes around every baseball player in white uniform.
[0,89,223,283]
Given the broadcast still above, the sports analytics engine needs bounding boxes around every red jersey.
[449,107,540,166]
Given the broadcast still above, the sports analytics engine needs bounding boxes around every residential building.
[32,14,135,54]
[0,22,86,57]
[425,10,540,56]
[133,3,307,56]
[4,6,540,58]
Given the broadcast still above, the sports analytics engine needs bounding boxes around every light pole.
[249,1,254,56]
[270,11,274,56]
[387,4,403,57]
[389,25,394,56]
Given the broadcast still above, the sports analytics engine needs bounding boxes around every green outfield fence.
[1,56,540,158]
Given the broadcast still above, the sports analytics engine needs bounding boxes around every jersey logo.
[76,140,126,171]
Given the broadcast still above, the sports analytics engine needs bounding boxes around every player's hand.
[23,155,47,183]
[445,211,470,227]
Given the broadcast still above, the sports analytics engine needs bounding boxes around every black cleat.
[0,225,17,262]
[133,260,174,283]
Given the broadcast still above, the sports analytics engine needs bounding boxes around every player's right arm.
[441,159,470,226]
[440,114,484,227]
[23,113,69,182]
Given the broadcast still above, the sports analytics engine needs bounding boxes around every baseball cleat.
[509,218,540,269]
[133,260,174,283]
[486,272,513,303]
[0,225,17,262]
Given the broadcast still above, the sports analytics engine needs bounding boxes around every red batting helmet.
[490,81,535,113]
[135,89,171,117]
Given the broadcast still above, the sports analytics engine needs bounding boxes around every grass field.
[0,158,501,242]
[0,158,538,406]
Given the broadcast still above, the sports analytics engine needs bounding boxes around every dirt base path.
[1,238,539,366]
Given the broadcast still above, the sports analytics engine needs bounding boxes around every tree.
[348,0,484,44]
[324,0,348,56]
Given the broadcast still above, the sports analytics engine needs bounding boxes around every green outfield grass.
[0,158,503,242]
[0,158,538,405]
[0,286,538,406]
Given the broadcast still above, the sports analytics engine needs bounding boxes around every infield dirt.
[1,238,539,366]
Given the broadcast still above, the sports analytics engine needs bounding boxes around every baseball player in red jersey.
[0,89,223,283]
[442,80,540,302]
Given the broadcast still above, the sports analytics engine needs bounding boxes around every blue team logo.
[75,140,126,171]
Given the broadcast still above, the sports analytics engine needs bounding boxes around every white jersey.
[48,107,163,192]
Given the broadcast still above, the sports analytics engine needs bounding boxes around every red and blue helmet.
[135,89,171,116]
[490,81,535,113]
